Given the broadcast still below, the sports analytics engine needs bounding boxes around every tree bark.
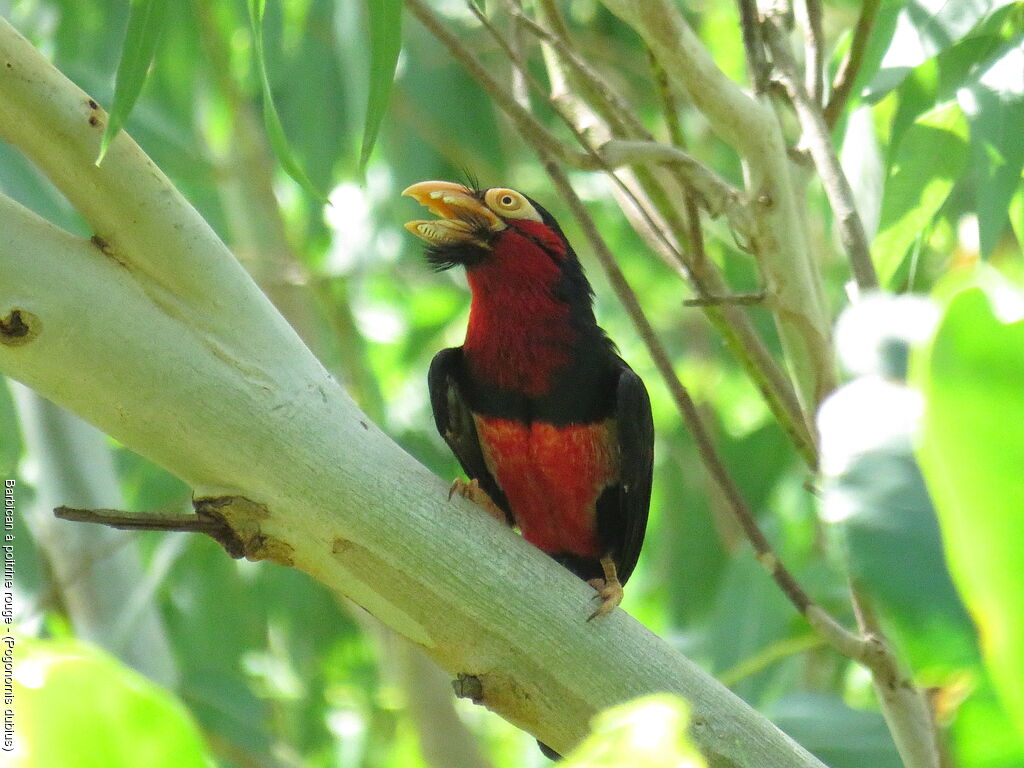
[0,17,825,765]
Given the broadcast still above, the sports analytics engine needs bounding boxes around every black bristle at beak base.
[425,240,491,272]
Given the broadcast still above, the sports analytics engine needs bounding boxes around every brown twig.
[684,292,766,307]
[405,0,591,170]
[763,19,879,291]
[824,0,881,130]
[803,0,825,105]
[55,505,245,557]
[736,0,771,93]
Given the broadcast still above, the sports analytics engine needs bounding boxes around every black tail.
[538,740,562,761]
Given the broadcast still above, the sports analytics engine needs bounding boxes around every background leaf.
[360,0,403,173]
[13,637,214,768]
[97,0,170,164]
[916,283,1024,740]
[873,101,969,285]
[246,0,327,202]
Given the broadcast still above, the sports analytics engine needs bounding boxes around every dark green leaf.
[962,45,1024,257]
[360,0,402,173]
[247,0,327,202]
[97,0,170,164]
[770,693,902,768]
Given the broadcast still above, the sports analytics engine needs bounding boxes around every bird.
[403,180,653,621]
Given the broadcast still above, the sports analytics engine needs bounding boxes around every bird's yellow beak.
[402,180,505,248]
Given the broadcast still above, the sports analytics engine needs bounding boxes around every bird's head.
[402,180,573,273]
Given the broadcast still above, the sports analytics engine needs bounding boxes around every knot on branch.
[194,496,294,566]
[0,308,40,347]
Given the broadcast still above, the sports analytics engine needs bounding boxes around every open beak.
[402,180,505,248]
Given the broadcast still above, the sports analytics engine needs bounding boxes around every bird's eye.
[484,188,543,222]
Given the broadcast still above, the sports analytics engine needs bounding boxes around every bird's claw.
[587,578,623,621]
[587,556,624,621]
[449,478,506,523]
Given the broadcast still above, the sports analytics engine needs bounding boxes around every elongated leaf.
[247,0,327,202]
[873,101,969,285]
[97,0,170,164]
[917,284,1024,738]
[360,0,402,172]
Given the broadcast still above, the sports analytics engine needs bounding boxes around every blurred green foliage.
[1,0,1022,766]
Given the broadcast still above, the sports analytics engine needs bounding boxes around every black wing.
[428,347,513,524]
[607,364,654,584]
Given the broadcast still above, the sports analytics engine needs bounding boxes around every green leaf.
[864,0,1021,101]
[962,44,1024,257]
[0,376,21,476]
[360,0,402,173]
[917,283,1024,739]
[873,101,969,285]
[14,637,214,767]
[246,0,327,202]
[97,0,170,165]
[769,694,902,768]
[561,694,706,768]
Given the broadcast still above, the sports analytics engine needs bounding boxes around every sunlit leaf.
[865,0,1021,100]
[360,0,402,173]
[916,283,1024,739]
[873,101,969,285]
[13,637,214,768]
[246,0,327,202]
[97,0,169,165]
[961,44,1024,257]
[561,694,706,768]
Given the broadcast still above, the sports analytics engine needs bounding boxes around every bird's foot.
[587,556,623,621]
[449,478,506,523]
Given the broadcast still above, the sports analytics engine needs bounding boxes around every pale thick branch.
[600,0,836,412]
[763,19,880,291]
[0,20,825,765]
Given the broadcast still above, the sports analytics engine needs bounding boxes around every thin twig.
[649,46,714,306]
[684,292,765,307]
[763,18,879,291]
[597,140,752,232]
[405,0,592,169]
[55,505,246,558]
[802,0,825,105]
[736,0,771,93]
[824,0,881,130]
